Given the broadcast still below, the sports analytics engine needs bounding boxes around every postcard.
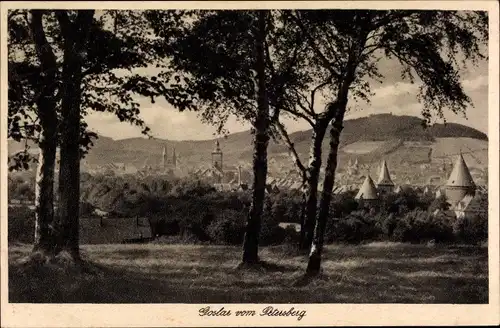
[1,1,499,327]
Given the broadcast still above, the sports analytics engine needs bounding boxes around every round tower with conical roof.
[445,153,476,205]
[355,175,378,207]
[376,160,395,194]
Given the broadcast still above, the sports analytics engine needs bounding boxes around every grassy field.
[8,242,488,303]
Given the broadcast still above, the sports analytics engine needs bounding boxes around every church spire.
[377,160,393,184]
[172,147,177,168]
[212,139,223,180]
[162,146,167,170]
[214,140,221,153]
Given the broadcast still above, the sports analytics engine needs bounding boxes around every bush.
[331,192,359,217]
[149,215,181,237]
[260,200,291,246]
[392,210,454,243]
[453,214,488,245]
[15,172,483,247]
[428,194,451,212]
[260,220,287,246]
[8,206,35,244]
[388,188,433,215]
[207,210,246,245]
[282,226,300,245]
[326,210,383,244]
[79,201,95,217]
[380,213,398,238]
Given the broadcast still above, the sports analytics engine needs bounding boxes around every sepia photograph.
[1,1,499,327]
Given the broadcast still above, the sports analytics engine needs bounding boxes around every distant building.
[435,187,446,198]
[453,193,488,220]
[162,145,177,171]
[376,160,394,193]
[394,185,403,194]
[212,140,223,183]
[346,158,360,176]
[355,175,378,206]
[445,153,476,205]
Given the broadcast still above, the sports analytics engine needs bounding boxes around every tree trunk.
[298,186,307,250]
[300,119,328,251]
[242,10,270,264]
[55,11,94,259]
[33,130,57,254]
[29,11,59,255]
[306,115,344,275]
[305,25,366,275]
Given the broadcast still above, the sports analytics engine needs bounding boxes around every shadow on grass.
[8,244,489,304]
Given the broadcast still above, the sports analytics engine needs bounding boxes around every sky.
[85,54,489,141]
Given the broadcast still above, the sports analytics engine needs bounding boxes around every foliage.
[392,210,455,243]
[8,206,35,244]
[206,210,246,245]
[146,10,311,137]
[8,172,489,246]
[331,191,359,217]
[8,174,36,201]
[428,194,451,212]
[453,214,488,245]
[266,192,303,223]
[7,10,185,171]
[378,189,434,216]
[288,10,487,122]
[325,210,384,244]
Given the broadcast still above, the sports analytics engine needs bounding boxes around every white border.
[1,1,499,327]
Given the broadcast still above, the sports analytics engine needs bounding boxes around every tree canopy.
[7,10,186,170]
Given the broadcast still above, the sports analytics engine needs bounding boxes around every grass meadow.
[8,242,488,304]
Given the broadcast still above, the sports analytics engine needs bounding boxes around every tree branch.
[82,63,106,77]
[55,10,71,39]
[282,96,315,127]
[310,74,334,112]
[288,11,342,79]
[274,118,308,179]
[29,11,57,69]
[264,38,276,78]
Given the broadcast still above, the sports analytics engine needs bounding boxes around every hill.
[8,114,488,183]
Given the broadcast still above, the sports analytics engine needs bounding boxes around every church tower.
[237,165,242,185]
[172,147,177,168]
[376,160,394,193]
[212,140,223,183]
[445,153,476,205]
[162,146,167,170]
[352,158,359,175]
[212,140,223,170]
